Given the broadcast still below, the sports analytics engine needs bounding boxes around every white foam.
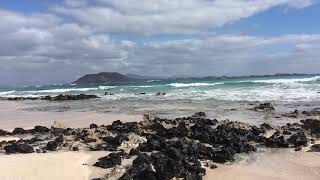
[168,82,224,87]
[0,91,16,96]
[250,76,320,84]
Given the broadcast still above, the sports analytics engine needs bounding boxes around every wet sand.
[0,101,142,131]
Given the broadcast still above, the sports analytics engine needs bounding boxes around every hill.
[73,72,132,85]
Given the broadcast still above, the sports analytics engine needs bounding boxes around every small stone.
[90,123,98,129]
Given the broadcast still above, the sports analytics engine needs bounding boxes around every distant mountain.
[73,72,132,85]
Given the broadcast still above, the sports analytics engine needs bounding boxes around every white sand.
[206,148,320,180]
[0,101,142,131]
[0,151,110,180]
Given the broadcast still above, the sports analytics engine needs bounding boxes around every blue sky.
[0,0,319,85]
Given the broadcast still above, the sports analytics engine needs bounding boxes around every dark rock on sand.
[102,134,129,147]
[4,143,34,154]
[90,123,98,129]
[49,94,99,101]
[301,119,320,137]
[253,103,275,112]
[33,126,50,133]
[287,131,308,148]
[12,128,26,135]
[94,152,122,169]
[106,120,138,134]
[0,129,10,136]
[265,131,289,148]
[46,141,59,151]
[192,112,207,119]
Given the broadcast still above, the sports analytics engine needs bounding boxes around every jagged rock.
[46,141,58,151]
[55,135,65,143]
[106,120,138,134]
[33,126,50,133]
[260,123,273,132]
[83,135,98,143]
[94,153,122,169]
[119,153,152,180]
[302,108,320,116]
[49,94,99,101]
[4,143,34,154]
[155,92,166,96]
[102,134,129,147]
[192,112,207,119]
[12,128,26,135]
[253,103,275,112]
[282,110,299,118]
[90,143,117,151]
[204,160,218,169]
[265,131,289,148]
[295,146,302,151]
[72,146,79,151]
[287,131,308,148]
[301,119,320,137]
[0,129,10,136]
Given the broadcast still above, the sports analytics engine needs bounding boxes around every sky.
[0,0,320,86]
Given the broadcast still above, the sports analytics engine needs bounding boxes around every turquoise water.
[1,74,320,102]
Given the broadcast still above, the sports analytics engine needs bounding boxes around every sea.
[1,74,320,123]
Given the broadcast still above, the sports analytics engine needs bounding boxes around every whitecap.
[168,82,224,87]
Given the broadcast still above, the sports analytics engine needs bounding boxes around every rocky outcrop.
[2,94,99,101]
[0,112,320,180]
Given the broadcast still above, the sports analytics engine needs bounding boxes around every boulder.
[12,128,26,135]
[94,153,122,169]
[4,143,34,154]
[33,126,50,133]
[253,103,275,112]
[46,141,58,151]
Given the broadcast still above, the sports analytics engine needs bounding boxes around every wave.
[249,76,320,84]
[23,86,116,94]
[0,90,16,96]
[168,82,224,87]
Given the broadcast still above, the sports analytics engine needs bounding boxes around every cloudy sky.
[0,0,320,86]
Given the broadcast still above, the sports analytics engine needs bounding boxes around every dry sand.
[206,148,320,180]
[0,101,142,131]
[0,151,110,180]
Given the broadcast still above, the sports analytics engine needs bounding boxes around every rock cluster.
[0,94,99,101]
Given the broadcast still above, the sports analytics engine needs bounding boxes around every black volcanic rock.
[4,143,34,154]
[73,72,132,85]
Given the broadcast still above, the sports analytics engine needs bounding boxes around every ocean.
[1,74,320,121]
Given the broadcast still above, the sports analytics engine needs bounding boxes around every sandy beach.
[206,149,320,180]
[0,101,320,180]
[0,101,142,131]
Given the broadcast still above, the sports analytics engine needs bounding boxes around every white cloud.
[51,0,318,35]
